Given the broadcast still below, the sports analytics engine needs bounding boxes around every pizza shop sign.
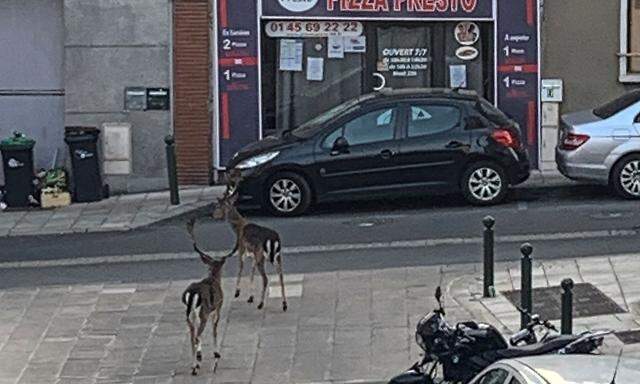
[327,0,478,12]
[265,0,491,17]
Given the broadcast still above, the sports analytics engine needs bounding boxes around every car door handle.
[446,141,467,149]
[380,149,396,159]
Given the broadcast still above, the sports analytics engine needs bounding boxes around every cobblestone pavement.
[0,186,224,237]
[2,254,640,384]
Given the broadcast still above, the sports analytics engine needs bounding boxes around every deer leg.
[276,256,287,312]
[211,309,221,360]
[257,259,268,310]
[234,251,245,298]
[192,312,209,376]
[247,260,256,304]
[187,317,197,369]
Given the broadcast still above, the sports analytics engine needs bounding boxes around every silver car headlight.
[236,151,279,169]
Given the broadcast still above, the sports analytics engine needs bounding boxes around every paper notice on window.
[327,35,344,59]
[306,57,324,81]
[344,36,366,53]
[449,65,467,88]
[279,39,303,71]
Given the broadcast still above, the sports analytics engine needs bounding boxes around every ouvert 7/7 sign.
[263,0,494,18]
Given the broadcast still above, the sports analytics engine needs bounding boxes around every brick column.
[173,0,212,185]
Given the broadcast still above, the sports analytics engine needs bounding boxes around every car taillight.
[560,133,590,150]
[491,128,520,149]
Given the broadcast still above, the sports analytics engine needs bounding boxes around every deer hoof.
[234,289,240,298]
[191,367,199,376]
[214,352,221,359]
[257,302,264,310]
[247,296,254,303]
[283,302,288,312]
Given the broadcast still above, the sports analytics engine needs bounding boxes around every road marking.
[517,202,528,211]
[0,229,637,270]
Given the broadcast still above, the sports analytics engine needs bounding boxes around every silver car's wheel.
[618,159,640,197]
[468,168,503,201]
[461,161,508,206]
[269,178,302,213]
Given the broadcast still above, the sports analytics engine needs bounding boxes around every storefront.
[213,0,541,169]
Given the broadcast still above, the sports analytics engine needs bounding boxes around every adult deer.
[214,173,287,312]
[182,218,230,376]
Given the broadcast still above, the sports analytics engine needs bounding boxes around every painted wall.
[541,0,637,114]
[0,0,65,186]
[63,0,172,193]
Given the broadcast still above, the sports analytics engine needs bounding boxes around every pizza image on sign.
[454,22,480,46]
[277,0,318,12]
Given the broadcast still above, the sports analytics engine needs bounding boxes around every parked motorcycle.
[388,287,610,384]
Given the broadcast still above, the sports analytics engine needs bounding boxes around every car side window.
[407,104,461,137]
[322,127,343,149]
[476,368,510,384]
[341,107,397,146]
[635,112,640,123]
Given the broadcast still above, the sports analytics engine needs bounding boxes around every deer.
[181,218,230,376]
[213,172,288,312]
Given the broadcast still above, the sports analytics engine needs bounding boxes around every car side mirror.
[331,136,350,154]
[466,116,485,129]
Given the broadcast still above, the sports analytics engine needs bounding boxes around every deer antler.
[186,218,228,263]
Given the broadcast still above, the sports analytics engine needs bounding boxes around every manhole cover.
[615,330,640,344]
[502,283,626,320]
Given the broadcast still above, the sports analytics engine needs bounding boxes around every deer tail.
[264,238,281,264]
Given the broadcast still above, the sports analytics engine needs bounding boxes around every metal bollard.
[561,278,574,335]
[520,243,533,330]
[164,135,180,205]
[483,216,496,298]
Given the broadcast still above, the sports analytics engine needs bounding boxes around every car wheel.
[461,161,508,205]
[264,172,312,216]
[612,155,640,199]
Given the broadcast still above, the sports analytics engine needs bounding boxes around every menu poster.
[279,39,303,71]
[306,57,324,81]
[344,36,366,53]
[449,65,467,88]
[327,35,345,58]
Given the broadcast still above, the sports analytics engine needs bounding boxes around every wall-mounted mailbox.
[146,88,170,110]
[124,87,147,110]
[541,79,563,103]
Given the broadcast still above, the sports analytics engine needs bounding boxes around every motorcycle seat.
[482,335,578,361]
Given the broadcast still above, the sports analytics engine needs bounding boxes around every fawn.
[213,186,288,312]
[181,218,230,376]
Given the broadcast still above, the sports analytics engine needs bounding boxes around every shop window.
[620,0,640,82]
[408,105,461,137]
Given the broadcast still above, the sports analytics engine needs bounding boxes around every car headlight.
[235,151,279,169]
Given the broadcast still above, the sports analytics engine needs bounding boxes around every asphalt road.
[1,184,639,288]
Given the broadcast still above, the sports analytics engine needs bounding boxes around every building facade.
[1,1,636,193]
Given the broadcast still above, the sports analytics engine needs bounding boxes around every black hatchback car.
[227,88,530,216]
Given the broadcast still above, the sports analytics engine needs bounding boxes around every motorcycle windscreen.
[376,27,433,90]
[388,370,434,384]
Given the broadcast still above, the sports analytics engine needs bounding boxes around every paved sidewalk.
[2,254,640,384]
[0,186,225,237]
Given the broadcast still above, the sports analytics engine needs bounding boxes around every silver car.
[469,355,640,384]
[556,89,640,198]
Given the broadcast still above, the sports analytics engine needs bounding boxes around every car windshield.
[288,97,366,139]
[478,99,511,126]
[593,89,640,119]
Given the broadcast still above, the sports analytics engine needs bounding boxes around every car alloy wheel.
[468,167,503,202]
[269,178,302,213]
[619,160,640,197]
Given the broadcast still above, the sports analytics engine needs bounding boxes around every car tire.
[611,154,640,199]
[264,172,312,216]
[461,161,508,206]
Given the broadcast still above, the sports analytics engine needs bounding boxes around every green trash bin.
[0,132,36,208]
